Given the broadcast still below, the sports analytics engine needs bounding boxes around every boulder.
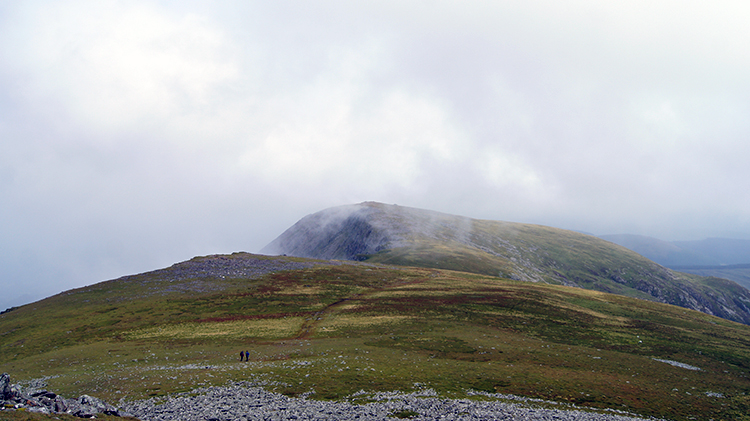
[0,373,10,400]
[27,405,51,414]
[54,395,68,413]
[31,390,57,399]
[69,394,120,418]
[8,383,24,401]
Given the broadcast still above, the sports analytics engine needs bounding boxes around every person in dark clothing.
[239,351,245,361]
[245,350,249,361]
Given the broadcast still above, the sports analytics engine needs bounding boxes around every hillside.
[262,202,750,325]
[2,252,750,420]
[599,234,750,268]
[671,264,750,290]
[598,234,720,267]
[599,234,750,289]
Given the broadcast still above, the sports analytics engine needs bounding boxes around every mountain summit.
[263,202,750,324]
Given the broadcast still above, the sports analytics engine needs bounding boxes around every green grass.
[2,254,750,420]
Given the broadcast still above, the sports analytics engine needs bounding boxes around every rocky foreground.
[1,372,122,417]
[2,373,660,420]
[121,384,660,421]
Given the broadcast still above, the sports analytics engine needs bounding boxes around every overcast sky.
[2,0,750,309]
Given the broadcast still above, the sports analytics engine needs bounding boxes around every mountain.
[262,202,750,324]
[597,234,721,267]
[599,234,750,289]
[2,252,750,420]
[599,234,750,267]
[674,237,750,265]
[672,264,750,290]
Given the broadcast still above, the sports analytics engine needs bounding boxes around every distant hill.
[262,202,750,325]
[666,264,750,291]
[599,234,750,289]
[598,234,720,266]
[599,234,750,267]
[673,237,750,265]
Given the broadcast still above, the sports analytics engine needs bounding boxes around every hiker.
[245,350,249,361]
[239,350,244,361]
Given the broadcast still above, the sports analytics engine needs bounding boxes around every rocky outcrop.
[0,372,124,418]
[261,203,395,260]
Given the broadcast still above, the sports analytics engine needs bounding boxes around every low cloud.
[2,0,750,307]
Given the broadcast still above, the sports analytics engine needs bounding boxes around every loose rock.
[0,373,124,418]
[122,384,660,421]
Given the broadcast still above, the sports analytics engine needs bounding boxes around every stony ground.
[121,384,660,421]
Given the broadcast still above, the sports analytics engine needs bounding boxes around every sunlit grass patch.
[400,276,492,290]
[274,285,325,295]
[543,300,631,325]
[127,317,305,340]
[335,303,362,311]
[321,315,412,332]
[367,289,458,298]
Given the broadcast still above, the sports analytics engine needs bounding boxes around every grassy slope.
[1,253,749,420]
[360,215,750,324]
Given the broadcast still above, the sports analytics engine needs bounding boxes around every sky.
[2,0,750,310]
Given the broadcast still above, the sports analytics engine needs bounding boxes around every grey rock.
[122,384,658,421]
[31,390,57,399]
[66,394,112,418]
[0,373,120,419]
[28,405,51,414]
[54,395,69,413]
[8,383,24,401]
[0,373,10,400]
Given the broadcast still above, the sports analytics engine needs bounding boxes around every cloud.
[2,0,750,308]
[3,1,239,133]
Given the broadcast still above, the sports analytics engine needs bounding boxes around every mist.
[2,1,750,309]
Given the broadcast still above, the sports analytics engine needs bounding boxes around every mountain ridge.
[263,202,750,324]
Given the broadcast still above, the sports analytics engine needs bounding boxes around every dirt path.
[294,296,359,339]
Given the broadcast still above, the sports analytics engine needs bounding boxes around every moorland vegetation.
[2,253,749,420]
